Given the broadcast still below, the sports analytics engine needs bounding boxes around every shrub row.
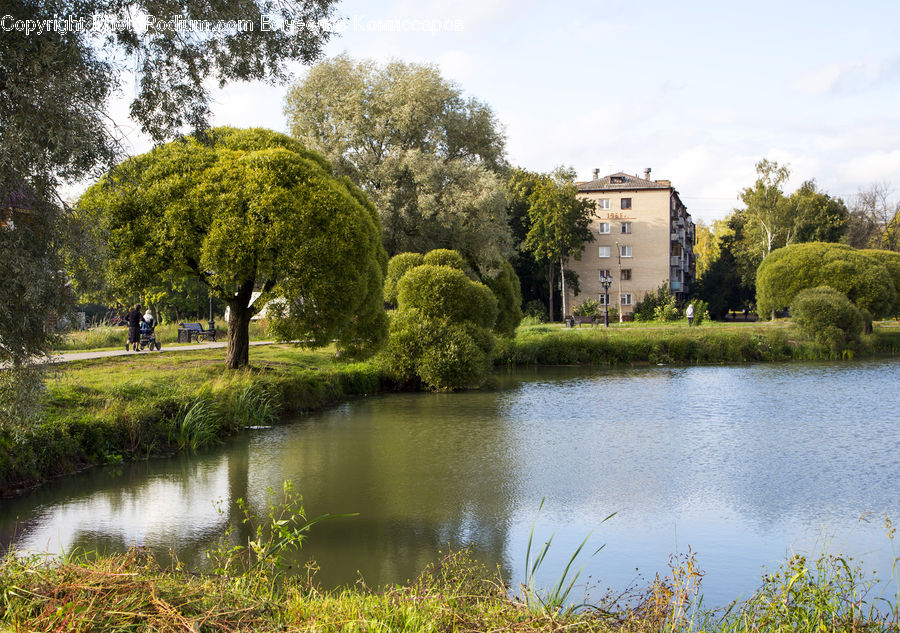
[495,328,900,366]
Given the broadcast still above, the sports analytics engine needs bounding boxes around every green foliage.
[522,300,549,323]
[790,286,863,352]
[756,242,896,318]
[573,298,601,317]
[522,498,613,617]
[632,283,675,322]
[690,299,710,326]
[208,481,352,585]
[397,265,498,329]
[79,127,388,367]
[653,296,680,322]
[423,248,465,270]
[480,260,524,337]
[384,253,425,307]
[285,55,512,267]
[382,264,498,390]
[518,167,596,321]
[860,249,900,316]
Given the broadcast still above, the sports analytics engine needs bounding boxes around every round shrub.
[757,242,896,319]
[397,265,498,329]
[789,286,863,350]
[481,260,523,337]
[384,252,425,306]
[860,249,900,316]
[416,324,488,390]
[423,248,465,270]
[573,298,600,317]
[380,310,492,390]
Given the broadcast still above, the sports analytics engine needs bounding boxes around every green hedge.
[756,242,896,318]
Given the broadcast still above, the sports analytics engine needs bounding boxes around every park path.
[49,341,277,364]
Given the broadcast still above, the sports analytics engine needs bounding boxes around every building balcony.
[670,280,681,292]
[670,256,682,266]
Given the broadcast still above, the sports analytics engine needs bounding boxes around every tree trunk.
[547,262,555,322]
[225,281,256,369]
[560,256,567,319]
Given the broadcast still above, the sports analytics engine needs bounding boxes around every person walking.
[126,303,142,351]
[685,302,694,327]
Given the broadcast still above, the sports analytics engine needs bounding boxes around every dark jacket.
[127,308,142,328]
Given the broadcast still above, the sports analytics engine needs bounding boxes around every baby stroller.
[139,312,162,351]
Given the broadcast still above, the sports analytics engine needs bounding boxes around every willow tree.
[284,55,513,267]
[78,127,387,368]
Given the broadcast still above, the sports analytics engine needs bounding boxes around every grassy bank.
[497,321,900,366]
[1,544,897,632]
[0,345,393,495]
[5,321,900,495]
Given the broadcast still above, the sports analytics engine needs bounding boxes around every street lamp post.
[599,273,612,327]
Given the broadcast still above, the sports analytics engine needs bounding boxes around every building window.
[620,245,632,257]
[621,268,632,281]
[621,198,632,210]
[620,293,633,306]
[598,293,608,305]
[597,198,610,209]
[621,221,632,234]
[598,222,610,234]
[598,246,610,258]
[598,269,611,280]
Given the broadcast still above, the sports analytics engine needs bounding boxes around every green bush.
[523,300,548,323]
[860,249,900,316]
[481,260,523,338]
[633,283,674,321]
[384,253,425,306]
[423,248,465,270]
[756,242,896,318]
[653,296,680,322]
[417,324,488,390]
[789,286,863,351]
[383,264,498,390]
[397,265,498,329]
[690,299,709,325]
[573,298,600,317]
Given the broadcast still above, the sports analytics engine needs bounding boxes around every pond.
[3,359,899,606]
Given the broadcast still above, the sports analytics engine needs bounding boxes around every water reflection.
[1,359,898,605]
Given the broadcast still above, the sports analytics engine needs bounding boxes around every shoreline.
[3,326,899,496]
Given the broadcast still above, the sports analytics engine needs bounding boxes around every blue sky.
[108,0,900,223]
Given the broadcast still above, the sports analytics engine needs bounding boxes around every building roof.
[576,171,672,192]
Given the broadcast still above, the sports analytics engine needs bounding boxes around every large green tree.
[78,128,387,368]
[1,0,338,418]
[284,55,513,266]
[519,167,595,321]
[739,159,793,258]
[755,242,896,319]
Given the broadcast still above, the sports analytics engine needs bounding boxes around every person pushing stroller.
[139,310,161,351]
[126,304,142,351]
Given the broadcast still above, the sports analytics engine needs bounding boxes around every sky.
[101,0,900,224]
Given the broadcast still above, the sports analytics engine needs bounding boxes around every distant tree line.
[695,160,900,318]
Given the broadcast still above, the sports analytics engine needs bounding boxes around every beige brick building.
[565,169,695,319]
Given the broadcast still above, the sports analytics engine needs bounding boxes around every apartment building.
[565,168,695,318]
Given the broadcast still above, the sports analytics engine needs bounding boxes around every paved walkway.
[49,341,277,364]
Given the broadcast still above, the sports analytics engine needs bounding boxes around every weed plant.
[2,537,898,632]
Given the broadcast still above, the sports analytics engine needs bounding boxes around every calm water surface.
[3,359,900,605]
